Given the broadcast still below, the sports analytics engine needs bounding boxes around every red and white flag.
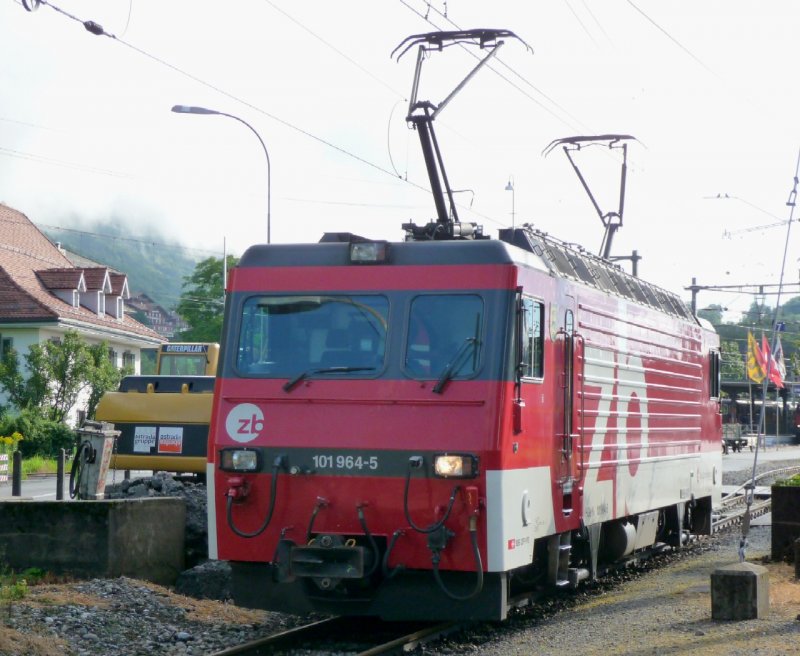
[762,334,784,388]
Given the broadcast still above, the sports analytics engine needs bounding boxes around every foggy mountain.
[40,220,205,310]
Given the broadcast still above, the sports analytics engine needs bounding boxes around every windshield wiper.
[283,366,376,393]
[432,337,478,394]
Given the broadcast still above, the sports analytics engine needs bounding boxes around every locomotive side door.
[558,298,583,515]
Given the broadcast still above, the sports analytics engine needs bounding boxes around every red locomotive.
[206,30,722,621]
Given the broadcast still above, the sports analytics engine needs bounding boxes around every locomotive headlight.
[349,241,389,263]
[433,453,478,479]
[220,448,260,472]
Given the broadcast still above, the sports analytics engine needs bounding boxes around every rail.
[712,464,800,532]
[207,616,459,656]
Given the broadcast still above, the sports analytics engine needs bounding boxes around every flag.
[774,334,787,381]
[762,334,784,388]
[746,331,765,383]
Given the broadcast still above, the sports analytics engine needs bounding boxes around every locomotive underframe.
[228,496,712,621]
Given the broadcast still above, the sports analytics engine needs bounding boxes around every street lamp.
[171,105,272,244]
[504,176,515,228]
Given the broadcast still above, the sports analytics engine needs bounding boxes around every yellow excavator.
[95,343,219,475]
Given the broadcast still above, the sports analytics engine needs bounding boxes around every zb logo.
[226,403,265,443]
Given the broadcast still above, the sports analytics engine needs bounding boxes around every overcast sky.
[2,0,799,320]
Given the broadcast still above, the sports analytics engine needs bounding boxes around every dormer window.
[78,268,111,317]
[107,273,129,321]
[35,268,86,308]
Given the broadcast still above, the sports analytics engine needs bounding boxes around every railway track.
[712,464,800,532]
[207,616,459,656]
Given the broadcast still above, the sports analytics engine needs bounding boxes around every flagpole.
[741,150,800,563]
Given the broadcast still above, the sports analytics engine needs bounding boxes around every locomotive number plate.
[311,454,379,472]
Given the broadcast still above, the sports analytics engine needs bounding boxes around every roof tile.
[0,204,161,341]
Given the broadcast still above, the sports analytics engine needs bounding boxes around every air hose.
[401,458,484,599]
[227,458,283,538]
[305,497,328,542]
[382,529,406,579]
[357,504,381,577]
[431,517,484,600]
[403,461,460,534]
[68,440,93,500]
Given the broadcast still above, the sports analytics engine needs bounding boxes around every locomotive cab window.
[405,294,483,379]
[521,297,544,379]
[236,294,388,377]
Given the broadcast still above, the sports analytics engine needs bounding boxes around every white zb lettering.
[226,403,265,444]
[238,415,264,434]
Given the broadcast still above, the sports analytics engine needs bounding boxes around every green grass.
[21,456,58,476]
[3,455,60,479]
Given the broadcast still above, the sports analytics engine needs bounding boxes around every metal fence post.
[11,451,21,497]
[56,448,65,500]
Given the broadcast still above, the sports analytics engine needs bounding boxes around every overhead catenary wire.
[261,0,407,101]
[397,0,593,135]
[15,0,507,229]
[563,0,600,48]
[14,0,511,229]
[36,222,224,256]
[625,1,716,77]
[0,146,134,179]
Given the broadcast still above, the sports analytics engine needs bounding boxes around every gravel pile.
[0,577,302,656]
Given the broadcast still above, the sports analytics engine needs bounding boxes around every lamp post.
[171,105,272,244]
[504,176,515,228]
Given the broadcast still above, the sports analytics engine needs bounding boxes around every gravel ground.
[0,454,798,655]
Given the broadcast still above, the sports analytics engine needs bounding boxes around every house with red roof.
[0,204,163,424]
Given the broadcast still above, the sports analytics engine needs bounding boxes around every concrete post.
[711,562,769,620]
[11,451,21,497]
[56,449,65,501]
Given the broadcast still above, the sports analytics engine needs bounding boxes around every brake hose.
[227,459,282,538]
[403,462,460,534]
[431,519,484,600]
[305,497,328,542]
[357,505,381,577]
[68,440,93,500]
[381,529,406,579]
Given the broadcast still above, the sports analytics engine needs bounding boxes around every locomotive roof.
[237,227,694,322]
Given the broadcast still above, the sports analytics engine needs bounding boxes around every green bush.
[774,473,800,487]
[0,410,76,458]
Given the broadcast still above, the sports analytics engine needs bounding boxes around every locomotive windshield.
[236,295,389,376]
[235,292,486,381]
[405,294,483,379]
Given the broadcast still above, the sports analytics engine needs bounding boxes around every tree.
[25,332,95,422]
[0,347,31,411]
[85,342,129,419]
[720,340,745,380]
[697,304,724,325]
[0,330,125,423]
[176,254,238,342]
